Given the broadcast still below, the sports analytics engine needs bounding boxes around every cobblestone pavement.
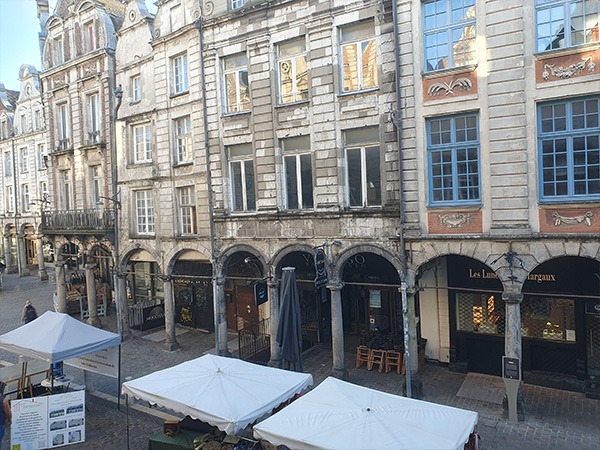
[1,272,599,449]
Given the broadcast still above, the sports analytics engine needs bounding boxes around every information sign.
[314,248,328,289]
[502,356,521,380]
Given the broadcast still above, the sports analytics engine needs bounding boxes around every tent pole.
[118,345,121,411]
[126,393,130,450]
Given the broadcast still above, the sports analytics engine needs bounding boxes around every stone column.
[117,274,131,337]
[328,281,348,379]
[503,290,524,418]
[402,285,423,399]
[36,236,48,280]
[85,264,101,327]
[17,234,30,277]
[163,276,180,351]
[4,234,13,273]
[55,260,67,313]
[268,278,281,366]
[216,277,230,356]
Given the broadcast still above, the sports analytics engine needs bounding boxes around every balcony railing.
[41,208,115,234]
[56,138,71,152]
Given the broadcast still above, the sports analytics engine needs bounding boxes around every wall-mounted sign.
[314,248,328,289]
[254,279,268,306]
[369,290,381,308]
[502,356,521,381]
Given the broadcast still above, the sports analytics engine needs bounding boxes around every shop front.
[125,257,165,331]
[449,255,600,391]
[172,260,214,332]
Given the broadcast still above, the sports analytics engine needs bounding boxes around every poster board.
[11,391,85,449]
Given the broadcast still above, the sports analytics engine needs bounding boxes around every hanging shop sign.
[314,248,328,289]
[254,279,268,306]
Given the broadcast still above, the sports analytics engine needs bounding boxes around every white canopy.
[253,377,478,450]
[0,311,121,363]
[121,354,313,435]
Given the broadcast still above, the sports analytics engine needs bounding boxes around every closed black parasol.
[276,267,303,372]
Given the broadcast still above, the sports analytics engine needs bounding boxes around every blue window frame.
[538,97,600,201]
[423,0,477,72]
[427,113,480,205]
[535,0,600,52]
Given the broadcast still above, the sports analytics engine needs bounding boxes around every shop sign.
[314,248,328,289]
[254,279,268,306]
[469,269,557,283]
[585,302,600,315]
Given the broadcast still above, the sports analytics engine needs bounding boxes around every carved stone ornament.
[428,77,472,97]
[542,57,596,80]
[552,211,593,227]
[83,65,96,76]
[204,2,214,16]
[438,213,471,228]
[53,77,65,87]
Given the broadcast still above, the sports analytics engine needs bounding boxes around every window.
[40,181,48,200]
[20,147,28,173]
[536,0,600,52]
[277,38,308,104]
[1,119,8,140]
[20,114,28,134]
[60,170,72,210]
[83,21,95,53]
[6,186,14,213]
[135,190,155,235]
[86,93,101,144]
[56,103,70,150]
[281,136,313,209]
[131,75,141,102]
[344,127,381,207]
[177,186,197,235]
[171,54,189,95]
[538,97,600,201]
[90,165,102,207]
[133,124,152,163]
[423,0,476,72]
[340,21,378,92]
[427,113,480,205]
[456,293,505,335]
[37,143,46,169]
[53,36,64,65]
[34,110,43,131]
[174,116,192,164]
[227,143,255,212]
[231,0,244,9]
[223,54,250,113]
[21,184,30,212]
[4,151,12,177]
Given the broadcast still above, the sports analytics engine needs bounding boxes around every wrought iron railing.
[41,208,114,233]
[238,318,271,365]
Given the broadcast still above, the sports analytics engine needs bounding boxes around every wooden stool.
[385,350,402,374]
[368,349,386,372]
[356,346,370,369]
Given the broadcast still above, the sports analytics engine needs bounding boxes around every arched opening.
[223,251,264,331]
[124,250,164,331]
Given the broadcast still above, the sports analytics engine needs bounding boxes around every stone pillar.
[328,281,348,379]
[17,234,30,277]
[117,274,131,337]
[85,264,101,327]
[503,290,524,419]
[268,278,281,366]
[216,277,230,356]
[36,236,48,280]
[2,234,10,269]
[55,260,67,313]
[163,276,180,351]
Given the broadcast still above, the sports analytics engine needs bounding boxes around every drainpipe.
[392,0,421,398]
[196,17,220,355]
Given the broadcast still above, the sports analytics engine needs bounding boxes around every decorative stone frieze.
[422,69,477,101]
[536,49,599,83]
[539,207,600,233]
[427,210,482,234]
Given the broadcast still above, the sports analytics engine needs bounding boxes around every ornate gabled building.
[38,0,127,328]
[0,66,49,279]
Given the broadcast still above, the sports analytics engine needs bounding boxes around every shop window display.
[456,293,505,335]
[521,297,575,341]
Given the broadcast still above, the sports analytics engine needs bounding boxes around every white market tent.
[121,353,313,435]
[0,311,121,363]
[253,377,478,450]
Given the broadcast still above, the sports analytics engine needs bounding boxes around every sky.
[0,0,156,92]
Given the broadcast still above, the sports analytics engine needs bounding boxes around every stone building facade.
[0,66,50,280]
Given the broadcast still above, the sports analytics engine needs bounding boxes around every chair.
[367,349,386,372]
[385,350,402,374]
[356,346,370,369]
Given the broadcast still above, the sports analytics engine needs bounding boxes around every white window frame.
[53,36,64,65]
[343,127,382,208]
[86,92,101,144]
[56,103,70,150]
[6,186,14,213]
[21,183,30,212]
[4,151,12,177]
[131,75,141,103]
[222,54,250,114]
[340,21,378,92]
[90,165,102,207]
[227,144,255,212]
[61,170,72,210]
[37,143,46,170]
[174,116,192,164]
[133,124,152,163]
[281,136,313,210]
[171,54,189,95]
[135,190,155,235]
[231,0,244,9]
[276,38,308,104]
[177,186,197,235]
[19,147,28,173]
[83,21,95,53]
